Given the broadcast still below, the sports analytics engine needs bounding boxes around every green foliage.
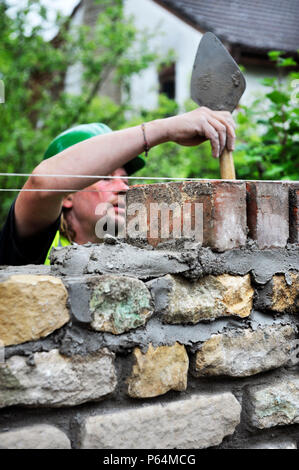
[0,1,298,229]
[234,51,299,181]
[0,0,159,223]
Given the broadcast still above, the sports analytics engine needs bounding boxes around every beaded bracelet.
[141,123,149,157]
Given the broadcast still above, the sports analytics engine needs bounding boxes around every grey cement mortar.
[49,241,191,279]
[67,278,92,324]
[146,276,173,314]
[2,241,297,287]
[184,244,299,284]
[254,281,274,312]
[49,240,299,284]
[3,309,297,361]
[0,264,52,280]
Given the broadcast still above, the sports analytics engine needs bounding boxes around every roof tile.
[156,0,299,52]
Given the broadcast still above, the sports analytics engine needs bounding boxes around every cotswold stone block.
[149,273,253,323]
[0,348,116,408]
[126,180,247,251]
[127,342,188,398]
[255,272,299,313]
[246,181,289,248]
[0,275,70,346]
[193,325,296,377]
[79,392,241,449]
[289,182,299,244]
[89,275,153,334]
[248,376,299,428]
[0,425,71,449]
[245,439,297,449]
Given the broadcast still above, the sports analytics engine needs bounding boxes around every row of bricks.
[125,180,299,251]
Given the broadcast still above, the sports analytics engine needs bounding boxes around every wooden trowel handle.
[220,148,236,179]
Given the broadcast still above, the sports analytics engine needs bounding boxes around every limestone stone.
[79,392,241,449]
[245,440,297,449]
[248,376,299,428]
[272,273,299,313]
[0,348,116,408]
[89,275,153,334]
[0,275,70,346]
[151,273,253,323]
[127,342,188,398]
[0,425,71,449]
[194,325,296,377]
[255,272,299,313]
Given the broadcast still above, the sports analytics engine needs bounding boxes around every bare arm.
[15,107,236,237]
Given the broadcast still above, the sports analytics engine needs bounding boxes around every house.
[65,0,299,109]
[124,0,299,109]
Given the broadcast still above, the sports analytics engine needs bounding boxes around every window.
[158,63,176,100]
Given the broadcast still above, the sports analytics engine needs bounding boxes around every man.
[0,106,236,266]
[40,123,138,264]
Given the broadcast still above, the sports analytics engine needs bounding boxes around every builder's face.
[68,168,129,239]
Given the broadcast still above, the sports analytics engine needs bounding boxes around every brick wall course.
[246,181,289,248]
[126,180,247,251]
[125,179,298,251]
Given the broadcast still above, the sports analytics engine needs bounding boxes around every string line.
[0,189,123,192]
[0,172,207,181]
[0,172,214,191]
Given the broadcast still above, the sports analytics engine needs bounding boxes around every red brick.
[289,182,299,244]
[125,180,247,252]
[246,181,289,249]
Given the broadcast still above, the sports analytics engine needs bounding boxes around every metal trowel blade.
[191,32,246,112]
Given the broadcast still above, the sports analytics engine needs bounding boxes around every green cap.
[43,123,145,175]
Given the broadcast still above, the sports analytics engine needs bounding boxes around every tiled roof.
[155,0,299,53]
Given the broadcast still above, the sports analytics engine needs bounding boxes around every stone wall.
[0,180,298,449]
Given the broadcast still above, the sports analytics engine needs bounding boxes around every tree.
[233,52,299,181]
[0,0,157,223]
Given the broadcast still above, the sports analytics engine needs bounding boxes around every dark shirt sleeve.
[0,201,61,266]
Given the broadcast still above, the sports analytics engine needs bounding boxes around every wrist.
[143,118,171,149]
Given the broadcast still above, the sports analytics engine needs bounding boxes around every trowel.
[191,32,246,179]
